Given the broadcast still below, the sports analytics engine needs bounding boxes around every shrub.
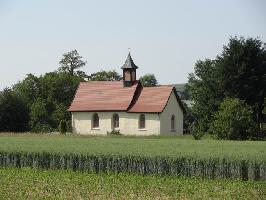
[58,120,67,134]
[209,98,257,140]
[189,121,205,140]
[107,129,121,135]
[31,122,53,133]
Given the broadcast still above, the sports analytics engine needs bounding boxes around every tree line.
[186,36,266,140]
[0,50,157,132]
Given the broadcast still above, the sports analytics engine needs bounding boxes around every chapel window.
[139,114,145,129]
[92,113,99,128]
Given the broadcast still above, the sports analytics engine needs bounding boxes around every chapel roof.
[68,81,185,113]
[121,53,138,69]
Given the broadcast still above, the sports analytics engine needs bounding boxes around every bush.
[189,121,205,140]
[209,98,257,140]
[58,120,67,134]
[107,129,121,135]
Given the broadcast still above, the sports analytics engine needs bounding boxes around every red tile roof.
[68,81,184,113]
[128,86,173,113]
[68,81,139,111]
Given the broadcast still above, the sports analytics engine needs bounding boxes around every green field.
[0,168,265,200]
[0,134,265,160]
[0,134,265,181]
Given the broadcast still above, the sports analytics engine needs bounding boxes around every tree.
[0,89,29,132]
[217,37,266,127]
[139,74,158,87]
[13,74,41,107]
[29,98,50,132]
[209,98,258,140]
[88,70,122,81]
[187,59,224,131]
[58,50,87,76]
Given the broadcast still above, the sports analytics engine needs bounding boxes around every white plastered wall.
[71,112,160,136]
[159,91,184,135]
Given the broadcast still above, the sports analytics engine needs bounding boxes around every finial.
[128,48,131,53]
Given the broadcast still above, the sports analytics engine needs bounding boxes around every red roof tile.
[68,81,139,111]
[128,86,173,113]
[68,81,185,113]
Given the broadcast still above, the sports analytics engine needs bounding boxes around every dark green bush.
[107,129,121,136]
[58,120,67,134]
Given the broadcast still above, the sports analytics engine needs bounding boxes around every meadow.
[0,134,265,181]
[0,167,265,200]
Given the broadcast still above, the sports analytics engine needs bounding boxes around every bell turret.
[121,52,138,87]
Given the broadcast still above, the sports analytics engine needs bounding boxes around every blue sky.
[0,0,265,89]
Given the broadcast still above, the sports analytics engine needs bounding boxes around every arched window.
[139,114,145,129]
[112,113,119,128]
[171,115,175,130]
[92,113,99,128]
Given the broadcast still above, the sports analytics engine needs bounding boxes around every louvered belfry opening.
[121,52,138,87]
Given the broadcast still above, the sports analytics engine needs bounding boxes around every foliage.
[189,121,205,140]
[187,59,223,131]
[107,129,121,135]
[58,49,87,77]
[29,98,49,131]
[139,74,158,87]
[209,98,259,140]
[13,74,41,107]
[12,71,83,132]
[183,104,194,134]
[58,120,67,134]
[217,37,266,126]
[88,70,122,81]
[0,89,29,132]
[1,168,265,200]
[187,37,266,137]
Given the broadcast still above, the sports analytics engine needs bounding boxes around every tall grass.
[0,134,265,180]
[0,151,265,181]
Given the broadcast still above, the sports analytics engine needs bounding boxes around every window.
[171,115,175,130]
[125,71,131,81]
[112,113,119,128]
[139,114,145,129]
[92,113,99,128]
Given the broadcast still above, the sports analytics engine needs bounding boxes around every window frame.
[112,113,119,129]
[139,114,146,130]
[171,114,176,131]
[92,113,99,129]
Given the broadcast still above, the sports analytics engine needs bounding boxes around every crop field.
[0,134,265,180]
[0,168,265,200]
[0,134,265,159]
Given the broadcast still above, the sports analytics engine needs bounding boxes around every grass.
[0,133,265,161]
[0,167,265,200]
[0,133,265,180]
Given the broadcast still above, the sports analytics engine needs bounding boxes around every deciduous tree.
[139,74,158,87]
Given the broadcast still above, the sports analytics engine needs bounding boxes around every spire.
[121,52,138,69]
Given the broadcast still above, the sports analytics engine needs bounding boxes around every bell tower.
[121,52,138,87]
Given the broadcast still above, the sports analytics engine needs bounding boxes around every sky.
[0,0,265,90]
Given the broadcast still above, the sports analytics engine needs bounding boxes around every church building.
[68,53,185,135]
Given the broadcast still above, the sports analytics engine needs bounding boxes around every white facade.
[71,91,183,136]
